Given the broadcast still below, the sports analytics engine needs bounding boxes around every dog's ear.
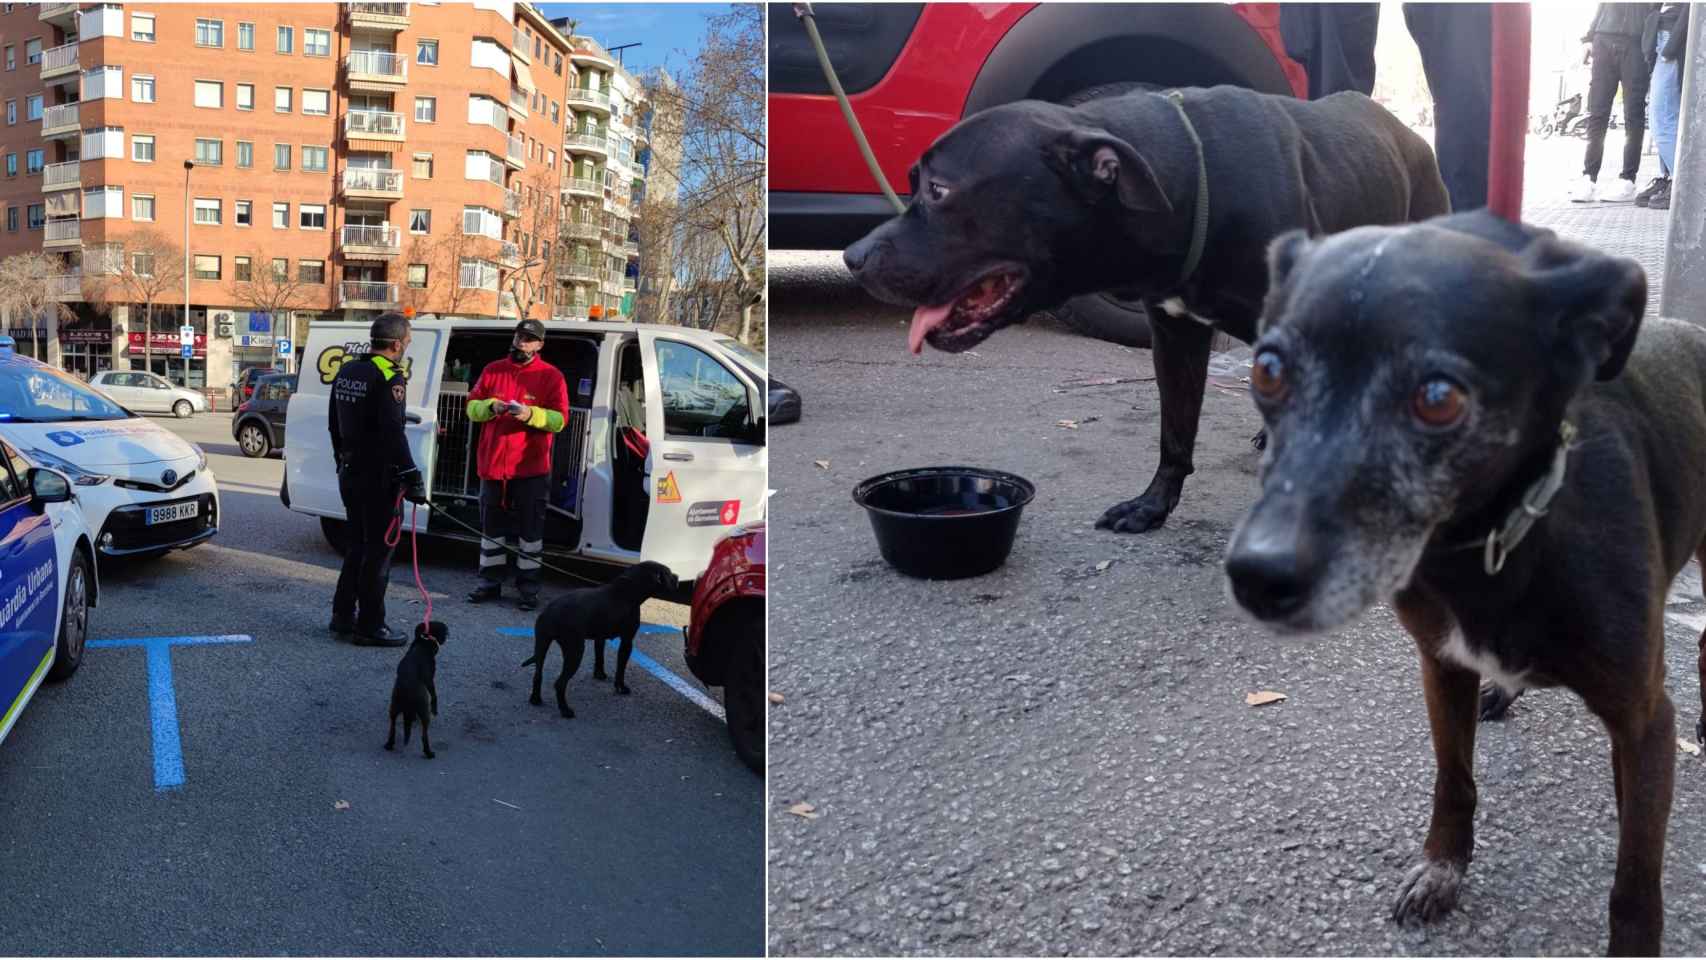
[1045,128,1170,214]
[1257,230,1315,335]
[1525,241,1646,382]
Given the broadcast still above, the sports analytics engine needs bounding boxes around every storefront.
[4,322,51,362]
[231,311,285,380]
[128,330,209,389]
[58,316,114,379]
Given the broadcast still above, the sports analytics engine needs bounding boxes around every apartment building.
[0,1,653,393]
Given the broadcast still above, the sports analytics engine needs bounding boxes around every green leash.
[1165,89,1211,287]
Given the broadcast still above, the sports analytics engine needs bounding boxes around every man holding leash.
[465,319,569,611]
[329,311,426,647]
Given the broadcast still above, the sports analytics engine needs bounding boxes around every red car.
[686,522,766,773]
[769,2,1305,344]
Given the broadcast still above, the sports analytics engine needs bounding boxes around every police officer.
[328,312,426,646]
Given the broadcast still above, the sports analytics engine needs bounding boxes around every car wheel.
[237,423,271,458]
[723,606,764,774]
[46,550,90,682]
[1045,81,1157,350]
[173,399,193,418]
[321,517,349,556]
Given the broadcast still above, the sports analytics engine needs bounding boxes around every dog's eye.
[927,181,950,203]
[1251,350,1287,401]
[1412,377,1468,428]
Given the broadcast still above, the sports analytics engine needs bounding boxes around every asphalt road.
[0,412,763,956]
[764,243,1706,954]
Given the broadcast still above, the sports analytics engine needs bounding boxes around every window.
[131,75,155,102]
[657,341,752,439]
[193,255,220,280]
[131,13,155,41]
[24,38,40,66]
[25,149,42,175]
[414,97,436,122]
[550,101,559,124]
[274,86,292,112]
[195,18,223,47]
[132,135,154,162]
[236,141,253,168]
[409,209,431,233]
[461,205,502,239]
[299,203,325,229]
[234,256,251,281]
[272,202,288,228]
[236,83,254,110]
[235,200,252,226]
[82,185,123,219]
[304,29,330,57]
[132,194,155,221]
[238,21,254,50]
[299,259,325,283]
[276,26,293,54]
[458,258,499,290]
[270,258,288,280]
[4,154,14,177]
[417,39,439,65]
[273,144,290,170]
[131,252,153,275]
[302,146,328,172]
[407,263,428,288]
[194,80,222,109]
[5,208,14,232]
[25,94,40,120]
[302,89,329,116]
[5,101,13,126]
[26,204,42,230]
[194,138,222,165]
[3,47,12,71]
[193,198,221,224]
[412,154,433,179]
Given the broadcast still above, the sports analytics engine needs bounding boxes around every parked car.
[88,370,211,418]
[231,373,297,458]
[0,350,220,560]
[769,2,1304,346]
[229,366,279,411]
[684,522,765,772]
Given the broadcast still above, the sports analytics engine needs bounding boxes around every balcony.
[340,223,402,259]
[339,280,399,309]
[346,2,409,31]
[40,41,78,82]
[499,241,521,267]
[47,274,83,301]
[565,86,611,113]
[561,221,600,241]
[38,2,78,26]
[41,102,79,139]
[509,86,528,120]
[42,160,80,192]
[505,134,525,169]
[344,109,406,142]
[344,50,407,92]
[605,269,626,287]
[558,262,600,283]
[502,188,522,219]
[553,304,592,322]
[563,177,601,199]
[513,26,530,62]
[341,168,405,199]
[570,38,614,69]
[565,131,608,156]
[623,276,637,292]
[43,218,80,249]
[622,238,639,257]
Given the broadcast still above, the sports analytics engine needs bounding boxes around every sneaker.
[1650,179,1671,210]
[466,583,502,604]
[1599,177,1638,203]
[1569,174,1597,203]
[1635,176,1668,207]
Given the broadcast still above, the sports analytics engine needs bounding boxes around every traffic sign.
[179,324,195,345]
[276,338,292,356]
[180,345,193,359]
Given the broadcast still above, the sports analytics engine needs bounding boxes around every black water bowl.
[852,467,1036,579]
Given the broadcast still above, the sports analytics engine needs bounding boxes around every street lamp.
[182,159,193,387]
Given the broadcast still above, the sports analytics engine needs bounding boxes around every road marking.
[497,624,724,720]
[86,634,253,791]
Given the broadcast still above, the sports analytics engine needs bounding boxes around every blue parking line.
[497,624,725,720]
[87,635,253,791]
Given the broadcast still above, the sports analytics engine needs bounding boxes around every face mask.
[510,345,536,364]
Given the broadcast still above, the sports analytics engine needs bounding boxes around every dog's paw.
[1696,717,1705,751]
[560,708,576,719]
[593,669,609,681]
[1392,859,1465,927]
[615,682,632,695]
[383,741,394,752]
[1094,496,1170,534]
[1251,429,1268,452]
[423,750,435,760]
[529,693,543,706]
[1478,684,1520,722]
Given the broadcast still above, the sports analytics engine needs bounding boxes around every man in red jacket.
[464,319,569,611]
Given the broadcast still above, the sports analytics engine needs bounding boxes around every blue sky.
[536,3,726,74]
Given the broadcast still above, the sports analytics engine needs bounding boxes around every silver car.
[89,370,211,418]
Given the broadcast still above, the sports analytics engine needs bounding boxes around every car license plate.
[146,501,199,525]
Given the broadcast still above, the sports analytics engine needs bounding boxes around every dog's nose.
[1226,543,1312,621]
[843,236,873,275]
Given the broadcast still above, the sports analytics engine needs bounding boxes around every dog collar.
[1164,90,1210,287]
[1473,421,1577,575]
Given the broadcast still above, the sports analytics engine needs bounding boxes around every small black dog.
[1225,209,1706,954]
[520,561,680,718]
[385,621,447,759]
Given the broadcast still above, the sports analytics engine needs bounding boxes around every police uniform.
[328,352,421,643]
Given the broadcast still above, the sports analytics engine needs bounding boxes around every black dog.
[520,561,680,718]
[1225,209,1706,955]
[843,86,1449,534]
[385,621,447,759]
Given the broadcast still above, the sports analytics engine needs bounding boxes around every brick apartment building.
[0,0,658,394]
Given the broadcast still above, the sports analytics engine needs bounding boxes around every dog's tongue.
[909,304,954,355]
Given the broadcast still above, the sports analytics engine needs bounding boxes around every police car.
[0,339,98,745]
[0,341,219,559]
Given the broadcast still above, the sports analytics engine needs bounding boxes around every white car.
[88,370,211,418]
[0,347,220,559]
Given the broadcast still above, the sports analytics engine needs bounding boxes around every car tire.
[46,550,90,682]
[321,517,349,556]
[722,606,764,774]
[237,423,271,458]
[173,399,194,418]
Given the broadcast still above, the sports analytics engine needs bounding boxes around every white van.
[281,317,767,584]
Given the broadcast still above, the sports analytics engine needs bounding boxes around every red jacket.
[467,356,569,481]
